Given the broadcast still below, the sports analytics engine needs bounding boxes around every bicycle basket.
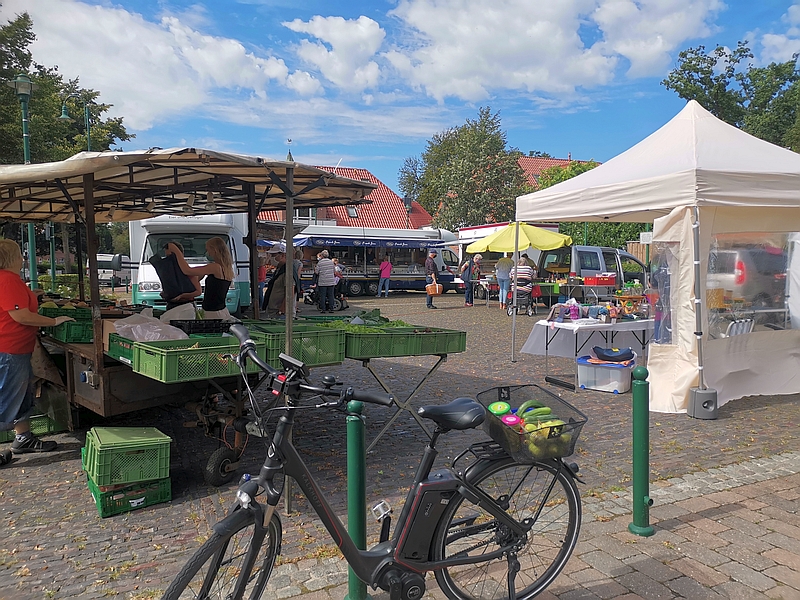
[475,385,587,464]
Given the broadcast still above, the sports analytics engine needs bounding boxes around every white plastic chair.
[721,318,754,338]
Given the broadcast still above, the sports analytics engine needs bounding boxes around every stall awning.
[0,147,377,223]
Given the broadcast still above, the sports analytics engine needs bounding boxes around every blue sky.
[6,0,800,194]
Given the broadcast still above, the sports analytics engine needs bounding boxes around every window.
[143,233,231,264]
[346,206,358,218]
[295,208,311,218]
[578,251,602,271]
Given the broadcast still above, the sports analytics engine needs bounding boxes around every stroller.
[506,282,541,317]
[302,278,349,312]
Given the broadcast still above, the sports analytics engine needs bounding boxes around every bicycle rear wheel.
[162,507,282,600]
[433,458,580,600]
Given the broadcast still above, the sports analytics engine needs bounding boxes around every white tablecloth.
[521,319,655,359]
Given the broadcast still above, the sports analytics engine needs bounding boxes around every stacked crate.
[82,426,172,518]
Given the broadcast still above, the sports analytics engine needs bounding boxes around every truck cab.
[130,215,251,315]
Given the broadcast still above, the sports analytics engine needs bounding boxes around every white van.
[129,214,251,315]
[87,254,132,287]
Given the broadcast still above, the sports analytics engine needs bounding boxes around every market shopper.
[460,253,482,306]
[425,249,439,309]
[261,245,301,318]
[377,254,392,298]
[510,257,534,294]
[315,250,336,313]
[162,241,202,313]
[495,253,514,309]
[167,237,236,321]
[0,239,74,457]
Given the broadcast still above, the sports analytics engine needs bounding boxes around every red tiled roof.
[258,166,432,229]
[517,156,596,188]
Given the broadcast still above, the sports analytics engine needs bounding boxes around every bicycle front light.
[236,489,252,509]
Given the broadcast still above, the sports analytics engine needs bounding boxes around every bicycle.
[162,324,584,600]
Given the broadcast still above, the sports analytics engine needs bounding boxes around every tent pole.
[691,207,706,390]
[284,167,295,514]
[511,222,520,363]
[247,184,260,319]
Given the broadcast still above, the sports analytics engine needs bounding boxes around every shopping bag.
[148,253,197,301]
[426,283,443,296]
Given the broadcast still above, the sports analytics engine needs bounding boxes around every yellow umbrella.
[466,222,572,253]
[465,222,571,363]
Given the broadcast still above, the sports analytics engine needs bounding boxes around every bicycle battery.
[395,468,460,562]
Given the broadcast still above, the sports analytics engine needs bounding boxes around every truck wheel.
[367,282,379,296]
[475,286,486,300]
[348,281,364,296]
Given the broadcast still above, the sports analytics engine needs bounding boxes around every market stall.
[0,148,376,478]
[516,101,800,413]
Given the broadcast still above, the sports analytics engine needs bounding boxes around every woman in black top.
[167,237,236,320]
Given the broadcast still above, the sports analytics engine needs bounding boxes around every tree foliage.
[536,160,648,249]
[0,9,134,259]
[398,107,531,230]
[662,41,800,151]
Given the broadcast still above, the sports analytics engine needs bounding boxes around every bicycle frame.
[249,403,537,589]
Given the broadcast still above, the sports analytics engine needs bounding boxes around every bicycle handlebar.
[229,323,394,407]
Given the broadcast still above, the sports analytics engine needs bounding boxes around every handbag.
[426,283,443,296]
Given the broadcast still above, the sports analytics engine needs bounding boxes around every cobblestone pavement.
[1,291,799,599]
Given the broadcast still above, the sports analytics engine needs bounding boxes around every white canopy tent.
[517,100,800,412]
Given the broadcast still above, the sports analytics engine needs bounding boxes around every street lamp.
[60,93,91,151]
[6,74,38,287]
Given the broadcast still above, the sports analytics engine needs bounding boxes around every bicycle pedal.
[372,500,392,521]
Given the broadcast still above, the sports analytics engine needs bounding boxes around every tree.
[109,222,129,255]
[398,107,531,230]
[536,161,648,249]
[662,41,800,151]
[527,150,553,158]
[0,9,134,254]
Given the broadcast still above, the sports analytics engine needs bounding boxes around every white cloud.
[756,2,800,64]
[0,0,293,129]
[384,0,722,103]
[592,0,724,77]
[283,16,385,91]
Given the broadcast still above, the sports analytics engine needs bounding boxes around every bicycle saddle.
[417,397,485,430]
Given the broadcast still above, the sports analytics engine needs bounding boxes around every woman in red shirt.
[0,240,73,459]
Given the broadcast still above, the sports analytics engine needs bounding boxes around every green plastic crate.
[83,426,171,487]
[0,414,65,443]
[251,324,345,368]
[131,337,267,383]
[43,320,94,343]
[39,306,92,320]
[87,475,171,518]
[298,315,352,322]
[107,333,134,365]
[409,327,467,355]
[344,329,422,359]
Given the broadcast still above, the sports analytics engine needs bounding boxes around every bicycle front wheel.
[162,507,282,600]
[433,458,580,600]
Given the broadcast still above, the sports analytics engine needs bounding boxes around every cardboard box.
[102,319,119,352]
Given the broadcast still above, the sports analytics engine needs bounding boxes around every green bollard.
[628,366,655,537]
[345,401,371,600]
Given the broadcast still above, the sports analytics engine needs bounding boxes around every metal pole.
[628,365,654,537]
[19,95,38,289]
[345,400,369,600]
[246,184,260,319]
[84,103,91,152]
[284,167,295,514]
[49,224,56,292]
[511,222,520,362]
[691,207,705,390]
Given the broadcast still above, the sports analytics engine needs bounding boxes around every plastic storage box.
[83,426,171,487]
[576,354,636,394]
[0,414,65,443]
[87,476,171,518]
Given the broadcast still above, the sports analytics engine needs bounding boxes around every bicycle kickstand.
[507,552,520,600]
